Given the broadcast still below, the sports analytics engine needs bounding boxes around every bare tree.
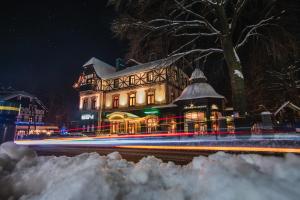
[110,0,285,116]
[267,60,300,105]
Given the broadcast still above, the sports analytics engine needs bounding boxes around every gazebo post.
[206,104,212,134]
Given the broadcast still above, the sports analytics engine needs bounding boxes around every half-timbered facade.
[74,56,189,134]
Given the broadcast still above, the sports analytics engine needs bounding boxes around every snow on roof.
[274,101,300,116]
[0,90,47,110]
[174,82,224,103]
[152,103,178,109]
[0,90,35,101]
[83,57,116,78]
[102,55,183,79]
[189,68,207,81]
[174,68,224,103]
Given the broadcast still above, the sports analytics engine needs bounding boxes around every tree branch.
[170,48,223,57]
[235,16,277,48]
[174,0,220,33]
[170,35,201,55]
[235,32,267,49]
[231,0,248,34]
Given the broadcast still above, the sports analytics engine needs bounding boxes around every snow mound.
[0,142,300,200]
[0,142,36,161]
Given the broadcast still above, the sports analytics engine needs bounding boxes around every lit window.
[147,117,158,133]
[129,93,136,107]
[85,74,93,79]
[113,95,119,108]
[129,75,135,85]
[185,112,205,121]
[128,122,136,134]
[147,72,154,82]
[170,91,175,102]
[85,74,94,84]
[113,79,119,88]
[112,122,120,134]
[91,98,97,110]
[83,98,88,110]
[147,91,155,105]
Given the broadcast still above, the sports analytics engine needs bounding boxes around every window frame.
[112,95,120,108]
[129,75,135,85]
[146,90,155,105]
[91,97,97,110]
[147,71,154,82]
[128,92,136,107]
[113,79,119,89]
[82,98,89,110]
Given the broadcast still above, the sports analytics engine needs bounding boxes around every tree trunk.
[215,4,247,116]
[222,37,247,115]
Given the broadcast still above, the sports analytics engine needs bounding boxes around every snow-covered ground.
[1,142,300,200]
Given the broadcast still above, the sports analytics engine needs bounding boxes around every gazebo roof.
[174,68,224,104]
[189,67,207,82]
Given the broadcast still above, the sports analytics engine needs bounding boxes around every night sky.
[0,0,126,121]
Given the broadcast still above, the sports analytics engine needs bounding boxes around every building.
[0,87,58,138]
[74,56,190,134]
[0,100,19,143]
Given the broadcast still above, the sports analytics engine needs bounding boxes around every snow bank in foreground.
[0,142,300,200]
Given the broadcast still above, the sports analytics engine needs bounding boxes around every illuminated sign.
[15,121,45,126]
[0,106,19,112]
[184,105,207,110]
[144,108,160,115]
[81,114,95,120]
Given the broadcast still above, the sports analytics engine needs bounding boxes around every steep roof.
[102,55,183,79]
[174,68,224,103]
[189,67,207,81]
[274,101,300,116]
[83,57,116,78]
[174,82,224,103]
[0,90,35,101]
[0,89,47,110]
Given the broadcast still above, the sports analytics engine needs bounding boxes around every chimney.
[115,58,125,71]
[149,53,157,62]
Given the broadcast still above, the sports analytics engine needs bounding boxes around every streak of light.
[15,133,300,150]
[117,145,300,154]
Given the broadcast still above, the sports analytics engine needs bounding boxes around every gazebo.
[173,68,225,133]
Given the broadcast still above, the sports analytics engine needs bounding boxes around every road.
[30,145,215,165]
[16,132,300,164]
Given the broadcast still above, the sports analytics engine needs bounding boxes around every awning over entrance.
[107,112,140,120]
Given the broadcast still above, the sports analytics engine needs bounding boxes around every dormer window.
[129,75,135,85]
[85,73,94,84]
[147,72,154,82]
[85,74,94,79]
[113,79,119,89]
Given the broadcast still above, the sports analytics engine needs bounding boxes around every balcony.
[78,83,97,92]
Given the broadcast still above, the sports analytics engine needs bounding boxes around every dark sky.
[0,0,126,119]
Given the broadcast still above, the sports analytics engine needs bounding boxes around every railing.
[78,83,97,91]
